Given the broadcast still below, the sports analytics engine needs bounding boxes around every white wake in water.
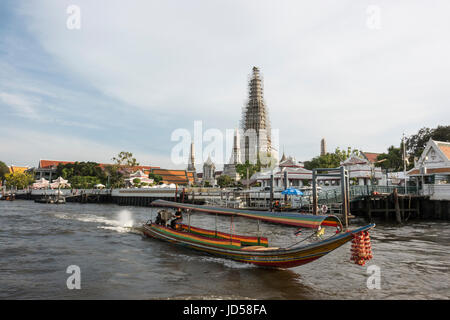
[54,210,136,233]
[97,209,135,233]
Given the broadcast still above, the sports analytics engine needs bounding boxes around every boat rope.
[285,231,317,249]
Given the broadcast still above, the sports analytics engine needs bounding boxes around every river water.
[0,200,448,299]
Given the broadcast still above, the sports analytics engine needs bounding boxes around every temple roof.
[361,152,381,164]
[204,155,214,166]
[279,156,301,168]
[436,141,450,161]
[341,154,369,166]
[151,168,190,185]
[9,166,29,174]
[38,160,159,172]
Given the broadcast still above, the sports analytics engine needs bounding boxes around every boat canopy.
[152,200,342,229]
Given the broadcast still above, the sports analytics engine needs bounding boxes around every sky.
[1,0,449,170]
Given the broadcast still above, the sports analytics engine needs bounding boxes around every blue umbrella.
[281,187,303,195]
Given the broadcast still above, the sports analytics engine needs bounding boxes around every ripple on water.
[0,200,449,299]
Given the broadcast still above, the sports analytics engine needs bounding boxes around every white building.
[125,170,154,187]
[252,152,386,189]
[407,139,450,183]
[407,139,450,200]
[340,153,384,185]
[252,156,321,188]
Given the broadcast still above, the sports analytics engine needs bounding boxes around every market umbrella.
[281,187,303,196]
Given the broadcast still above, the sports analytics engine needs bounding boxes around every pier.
[11,184,450,222]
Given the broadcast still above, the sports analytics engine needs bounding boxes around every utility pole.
[402,133,407,193]
[246,167,249,190]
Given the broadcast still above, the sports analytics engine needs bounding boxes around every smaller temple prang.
[202,155,216,186]
[187,141,197,185]
[320,138,327,156]
[223,128,242,181]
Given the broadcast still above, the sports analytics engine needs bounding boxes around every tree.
[112,151,139,167]
[0,161,9,182]
[375,145,406,171]
[148,173,163,184]
[5,172,34,189]
[217,175,233,188]
[406,125,450,159]
[103,164,125,188]
[56,162,106,181]
[304,147,359,170]
[236,160,261,180]
[69,176,101,189]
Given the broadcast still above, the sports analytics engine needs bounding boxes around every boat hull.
[142,223,375,269]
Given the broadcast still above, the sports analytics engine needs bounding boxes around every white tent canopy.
[50,176,71,189]
[52,176,68,184]
[36,178,49,184]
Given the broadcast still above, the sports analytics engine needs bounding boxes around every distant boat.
[35,191,66,204]
[142,200,375,269]
[0,193,15,201]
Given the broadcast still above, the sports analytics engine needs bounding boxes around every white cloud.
[0,126,173,168]
[3,0,449,165]
[0,92,40,119]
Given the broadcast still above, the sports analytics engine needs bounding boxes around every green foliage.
[375,145,408,171]
[406,125,450,158]
[132,178,141,184]
[236,160,261,180]
[112,151,139,167]
[375,125,449,171]
[148,173,163,184]
[5,172,34,189]
[304,147,359,170]
[204,181,211,187]
[0,161,9,182]
[217,175,233,188]
[69,176,102,189]
[56,162,106,181]
[103,164,125,188]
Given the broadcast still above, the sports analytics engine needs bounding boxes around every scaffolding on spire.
[240,66,272,164]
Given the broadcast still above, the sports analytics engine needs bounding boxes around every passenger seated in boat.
[274,201,280,209]
[155,213,162,225]
[170,209,183,230]
[156,210,173,227]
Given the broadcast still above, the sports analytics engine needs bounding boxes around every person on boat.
[274,200,280,210]
[156,210,173,227]
[170,209,183,230]
[155,212,162,225]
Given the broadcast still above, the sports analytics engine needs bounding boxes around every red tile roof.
[39,160,159,171]
[39,160,75,168]
[151,168,189,185]
[361,152,381,164]
[437,143,450,161]
[408,167,450,175]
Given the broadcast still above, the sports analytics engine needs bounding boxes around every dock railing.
[317,185,419,205]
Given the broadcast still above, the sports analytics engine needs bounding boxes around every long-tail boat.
[142,200,375,268]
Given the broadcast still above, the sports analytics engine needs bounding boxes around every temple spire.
[187,141,196,173]
[241,66,272,164]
